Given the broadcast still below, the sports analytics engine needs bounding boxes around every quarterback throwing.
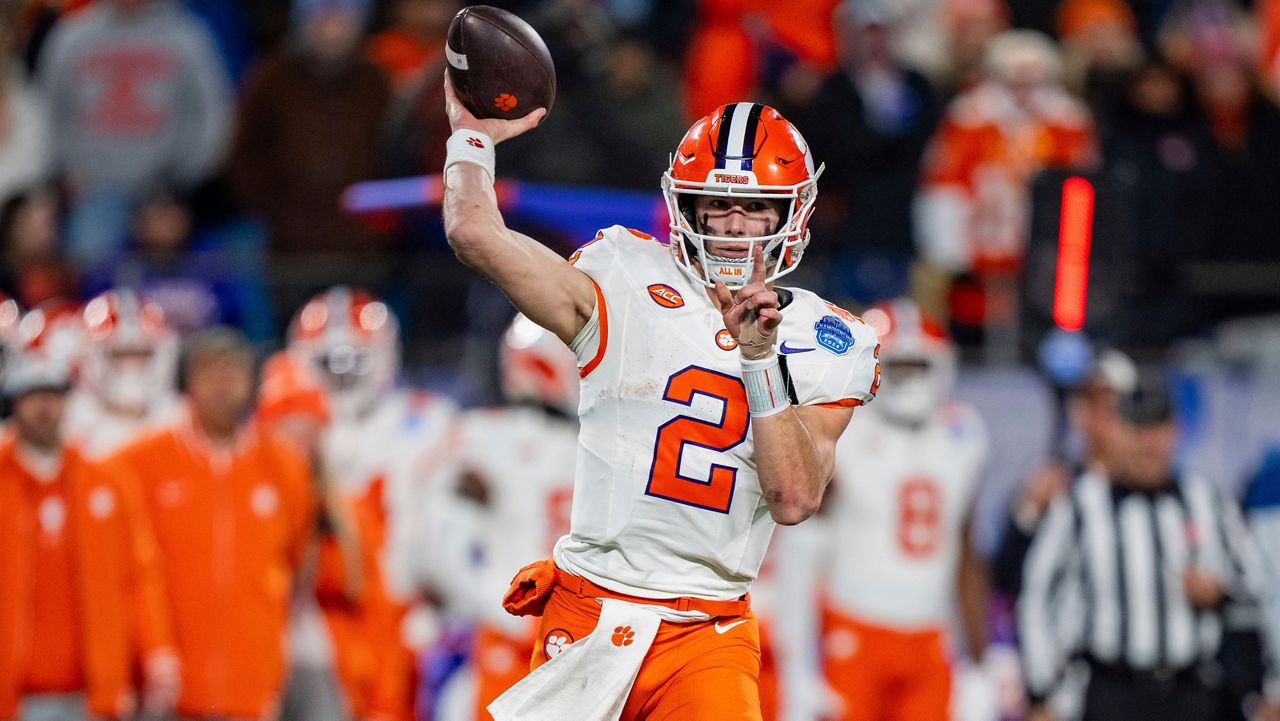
[442,76,879,720]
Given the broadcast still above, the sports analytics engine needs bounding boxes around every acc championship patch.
[814,315,854,355]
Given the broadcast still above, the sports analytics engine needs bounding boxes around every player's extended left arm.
[752,404,852,525]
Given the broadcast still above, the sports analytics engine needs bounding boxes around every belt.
[1086,658,1201,686]
[554,569,750,618]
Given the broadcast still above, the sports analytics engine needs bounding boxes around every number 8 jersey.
[553,226,881,601]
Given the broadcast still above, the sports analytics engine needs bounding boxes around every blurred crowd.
[3,0,1280,720]
[0,0,1275,377]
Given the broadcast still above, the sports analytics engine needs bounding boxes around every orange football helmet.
[287,287,399,418]
[863,298,956,423]
[662,102,823,288]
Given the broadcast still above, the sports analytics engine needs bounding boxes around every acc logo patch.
[715,329,738,350]
[543,628,575,660]
[814,315,854,356]
[648,284,684,309]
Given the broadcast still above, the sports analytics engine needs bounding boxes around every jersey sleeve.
[780,293,881,408]
[567,226,633,374]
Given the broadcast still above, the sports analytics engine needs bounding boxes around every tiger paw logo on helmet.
[611,625,635,647]
[543,628,574,659]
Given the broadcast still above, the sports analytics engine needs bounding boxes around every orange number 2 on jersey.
[897,477,942,557]
[645,366,750,514]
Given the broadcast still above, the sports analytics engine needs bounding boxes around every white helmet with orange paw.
[287,287,399,418]
[662,102,824,288]
[499,314,579,416]
[863,298,956,424]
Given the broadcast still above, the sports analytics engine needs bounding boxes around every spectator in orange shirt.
[914,29,1094,346]
[113,327,315,720]
[0,308,178,721]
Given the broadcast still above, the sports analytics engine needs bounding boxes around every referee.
[1018,368,1276,721]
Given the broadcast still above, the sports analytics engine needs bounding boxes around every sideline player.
[64,289,182,460]
[822,299,990,721]
[443,78,880,719]
[287,287,462,602]
[286,287,463,717]
[446,314,581,718]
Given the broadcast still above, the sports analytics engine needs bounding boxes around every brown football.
[445,5,556,121]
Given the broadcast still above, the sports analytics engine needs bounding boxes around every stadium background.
[6,0,1280,718]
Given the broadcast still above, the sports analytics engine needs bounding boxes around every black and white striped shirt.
[1018,470,1268,701]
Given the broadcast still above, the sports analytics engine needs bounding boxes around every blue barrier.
[343,174,669,244]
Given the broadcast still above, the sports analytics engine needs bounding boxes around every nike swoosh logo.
[714,619,749,635]
[779,342,815,354]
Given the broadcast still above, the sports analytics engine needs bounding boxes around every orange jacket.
[919,82,1095,273]
[0,436,175,719]
[113,413,314,718]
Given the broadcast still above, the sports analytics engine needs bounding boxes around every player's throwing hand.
[714,246,782,361]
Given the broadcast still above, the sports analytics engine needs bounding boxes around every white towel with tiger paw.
[487,598,661,721]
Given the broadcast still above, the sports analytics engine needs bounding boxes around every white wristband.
[741,352,791,418]
[444,129,496,181]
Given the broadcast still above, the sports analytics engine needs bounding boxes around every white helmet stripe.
[721,102,757,172]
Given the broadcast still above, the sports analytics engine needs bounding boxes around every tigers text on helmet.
[80,289,178,414]
[499,313,579,416]
[862,298,956,424]
[286,286,399,419]
[662,102,824,288]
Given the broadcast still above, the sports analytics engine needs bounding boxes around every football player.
[445,314,582,718]
[287,286,463,602]
[287,287,464,720]
[64,289,181,460]
[821,298,991,721]
[443,80,880,718]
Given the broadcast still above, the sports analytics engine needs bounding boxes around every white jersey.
[554,226,881,601]
[827,402,988,629]
[63,390,182,460]
[459,406,579,633]
[321,389,462,598]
